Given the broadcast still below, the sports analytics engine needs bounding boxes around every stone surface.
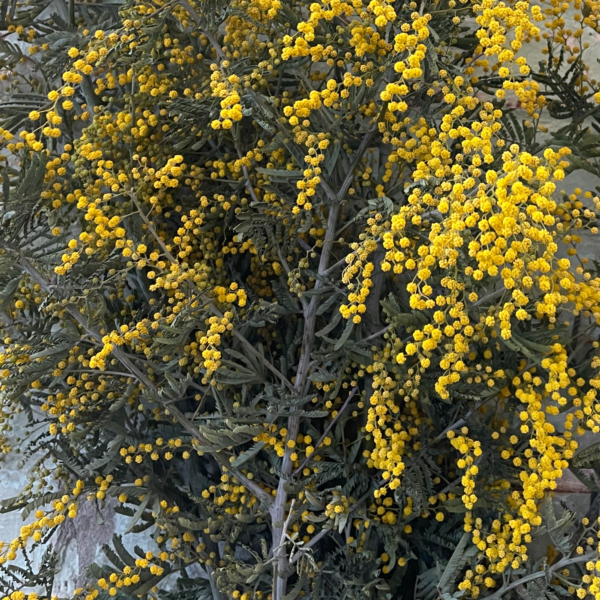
[51,499,117,594]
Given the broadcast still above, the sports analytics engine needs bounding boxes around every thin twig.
[337,126,379,204]
[279,499,296,551]
[271,117,382,598]
[297,238,313,252]
[288,480,380,567]
[133,184,294,391]
[277,250,309,312]
[129,191,177,263]
[177,0,227,62]
[209,303,295,392]
[15,253,273,507]
[292,387,358,477]
[233,134,261,205]
[321,254,348,277]
[73,370,138,378]
[131,185,295,394]
[484,553,595,600]
[289,528,329,565]
[432,361,535,444]
[473,287,505,307]
[322,237,380,277]
[361,325,391,344]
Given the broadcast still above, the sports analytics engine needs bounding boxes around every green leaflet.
[316,311,342,338]
[572,439,600,469]
[282,575,308,600]
[124,495,151,535]
[131,574,170,596]
[334,319,354,351]
[256,167,303,179]
[569,466,600,491]
[112,535,136,568]
[539,497,575,555]
[438,532,478,594]
[16,492,65,520]
[232,440,265,467]
[177,516,206,531]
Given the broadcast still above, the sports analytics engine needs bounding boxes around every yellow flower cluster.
[1,0,600,593]
[0,480,84,566]
[254,426,318,461]
[210,70,244,130]
[120,438,190,464]
[198,314,231,377]
[325,492,350,518]
[282,0,354,60]
[213,283,247,307]
[97,558,165,596]
[448,429,481,510]
[201,470,260,515]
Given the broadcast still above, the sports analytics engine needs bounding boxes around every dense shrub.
[1,0,600,597]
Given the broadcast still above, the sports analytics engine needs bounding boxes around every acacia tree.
[1,0,600,597]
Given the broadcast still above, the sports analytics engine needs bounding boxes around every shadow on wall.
[52,498,116,595]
